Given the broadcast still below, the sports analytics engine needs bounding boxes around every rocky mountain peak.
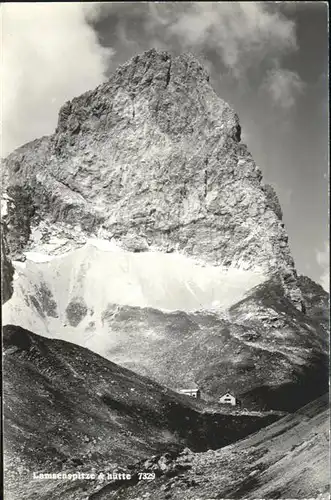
[52,49,240,154]
[2,49,303,309]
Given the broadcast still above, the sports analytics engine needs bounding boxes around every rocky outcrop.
[1,222,14,304]
[2,49,303,309]
[297,274,330,329]
[1,187,35,261]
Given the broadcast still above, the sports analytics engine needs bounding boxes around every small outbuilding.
[179,388,201,400]
[219,392,236,406]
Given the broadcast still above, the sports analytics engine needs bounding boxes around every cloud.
[316,242,330,292]
[1,3,113,156]
[262,68,305,109]
[145,3,299,75]
[168,3,296,75]
[89,3,302,91]
[145,3,305,107]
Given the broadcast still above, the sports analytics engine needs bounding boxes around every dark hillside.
[3,324,279,500]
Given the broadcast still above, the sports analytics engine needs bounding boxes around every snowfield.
[3,240,266,346]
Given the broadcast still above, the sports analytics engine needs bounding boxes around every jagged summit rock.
[3,49,302,308]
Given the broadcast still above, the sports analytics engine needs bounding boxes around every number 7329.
[138,472,156,480]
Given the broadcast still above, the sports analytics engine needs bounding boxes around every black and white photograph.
[1,2,329,500]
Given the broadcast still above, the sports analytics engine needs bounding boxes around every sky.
[1,2,329,291]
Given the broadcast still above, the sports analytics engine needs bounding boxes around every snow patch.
[13,260,27,270]
[24,252,54,263]
[86,238,122,252]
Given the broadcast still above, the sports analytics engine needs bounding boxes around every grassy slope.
[3,324,279,500]
[92,394,330,500]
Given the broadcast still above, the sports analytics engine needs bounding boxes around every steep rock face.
[2,49,302,309]
[297,275,330,330]
[1,187,35,260]
[1,222,14,304]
